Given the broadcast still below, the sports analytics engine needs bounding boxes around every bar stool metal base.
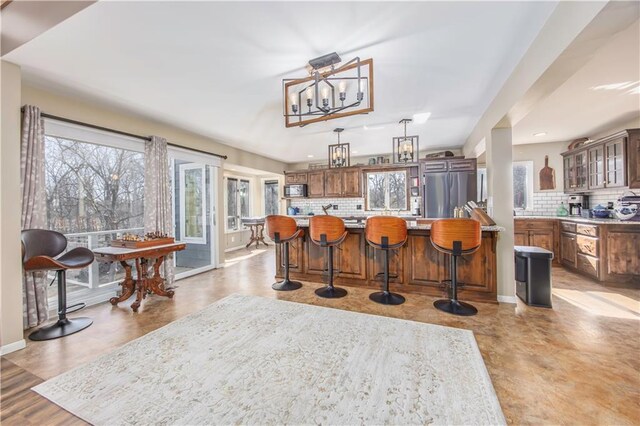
[272,279,303,291]
[315,286,347,299]
[28,317,93,341]
[433,299,478,316]
[369,291,405,305]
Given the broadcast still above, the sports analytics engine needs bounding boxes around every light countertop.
[514,215,640,226]
[292,218,504,232]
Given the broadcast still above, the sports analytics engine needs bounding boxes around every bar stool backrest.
[265,215,299,242]
[21,229,67,263]
[430,219,482,255]
[365,216,408,249]
[309,215,347,246]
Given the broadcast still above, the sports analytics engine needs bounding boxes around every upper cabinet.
[562,129,639,192]
[285,172,307,184]
[281,166,368,199]
[306,170,326,198]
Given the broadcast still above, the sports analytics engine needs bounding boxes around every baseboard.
[1,339,26,355]
[497,295,518,304]
[224,245,247,253]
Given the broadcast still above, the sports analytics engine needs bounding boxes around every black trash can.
[514,245,553,308]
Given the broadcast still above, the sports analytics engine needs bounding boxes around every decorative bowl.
[591,205,610,218]
[614,204,638,221]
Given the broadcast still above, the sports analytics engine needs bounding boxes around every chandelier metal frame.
[328,128,350,168]
[393,118,419,164]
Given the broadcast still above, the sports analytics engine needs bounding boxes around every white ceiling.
[5,1,558,163]
[513,18,640,145]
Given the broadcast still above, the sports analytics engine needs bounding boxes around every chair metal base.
[369,291,405,305]
[272,279,303,291]
[315,286,347,299]
[433,299,478,316]
[28,317,93,341]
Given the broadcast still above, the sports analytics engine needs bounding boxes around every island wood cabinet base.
[275,227,499,304]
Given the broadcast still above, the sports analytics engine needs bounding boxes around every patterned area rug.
[33,294,505,425]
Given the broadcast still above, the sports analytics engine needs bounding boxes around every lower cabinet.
[514,219,560,264]
[560,232,577,267]
[603,226,640,283]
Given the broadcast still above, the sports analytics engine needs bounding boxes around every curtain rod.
[21,107,228,160]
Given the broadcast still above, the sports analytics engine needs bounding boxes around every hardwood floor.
[2,246,639,425]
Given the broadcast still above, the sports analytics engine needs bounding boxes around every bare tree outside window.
[388,171,407,210]
[264,180,279,216]
[367,173,386,209]
[226,178,238,230]
[366,170,407,210]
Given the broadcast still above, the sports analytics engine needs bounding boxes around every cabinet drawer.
[448,159,476,171]
[560,221,577,233]
[423,161,447,173]
[517,220,555,231]
[577,253,599,279]
[576,224,598,237]
[576,235,598,257]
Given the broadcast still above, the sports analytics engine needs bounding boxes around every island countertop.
[274,220,501,303]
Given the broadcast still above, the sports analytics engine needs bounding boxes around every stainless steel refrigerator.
[422,159,477,218]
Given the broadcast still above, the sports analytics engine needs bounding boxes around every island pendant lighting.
[328,128,350,168]
[283,52,374,128]
[393,118,419,164]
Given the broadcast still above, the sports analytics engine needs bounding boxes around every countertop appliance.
[568,195,587,216]
[422,159,477,218]
[284,184,307,198]
[616,192,640,221]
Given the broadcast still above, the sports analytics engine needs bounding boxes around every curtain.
[144,136,175,286]
[20,105,49,329]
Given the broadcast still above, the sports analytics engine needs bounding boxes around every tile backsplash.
[289,198,412,216]
[515,188,630,216]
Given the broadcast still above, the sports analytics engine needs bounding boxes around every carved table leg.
[110,260,136,305]
[245,224,256,248]
[148,255,175,299]
[257,223,269,247]
[131,258,147,312]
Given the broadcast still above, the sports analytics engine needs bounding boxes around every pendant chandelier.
[328,128,350,168]
[393,118,419,164]
[283,52,374,128]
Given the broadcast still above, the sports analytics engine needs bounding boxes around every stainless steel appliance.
[422,158,477,218]
[568,195,587,216]
[284,184,307,198]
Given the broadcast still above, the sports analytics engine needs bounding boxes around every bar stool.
[309,215,348,298]
[430,218,482,316]
[265,215,303,291]
[365,216,407,305]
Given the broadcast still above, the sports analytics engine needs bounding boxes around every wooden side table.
[242,217,269,249]
[93,242,186,312]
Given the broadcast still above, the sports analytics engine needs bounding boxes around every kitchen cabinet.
[306,171,325,198]
[560,232,577,267]
[324,169,342,197]
[562,129,639,192]
[514,219,559,264]
[342,168,362,197]
[603,225,640,283]
[284,172,307,184]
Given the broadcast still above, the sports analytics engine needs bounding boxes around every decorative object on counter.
[309,215,349,298]
[425,150,455,159]
[287,206,300,216]
[283,52,374,128]
[568,195,587,216]
[365,216,408,305]
[556,202,569,217]
[328,128,350,168]
[430,219,482,316]
[392,119,418,164]
[111,231,175,248]
[368,158,377,165]
[539,155,556,190]
[567,137,590,151]
[614,191,639,221]
[467,202,496,226]
[377,155,385,164]
[266,215,303,291]
[591,204,610,219]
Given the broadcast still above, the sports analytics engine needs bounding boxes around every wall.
[0,61,26,354]
[21,84,288,266]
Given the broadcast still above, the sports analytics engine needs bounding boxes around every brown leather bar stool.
[22,229,95,340]
[430,218,482,316]
[265,215,303,291]
[309,215,348,298]
[365,216,407,305]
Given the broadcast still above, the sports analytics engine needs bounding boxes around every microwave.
[284,184,307,198]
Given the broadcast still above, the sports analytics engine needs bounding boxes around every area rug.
[33,294,505,425]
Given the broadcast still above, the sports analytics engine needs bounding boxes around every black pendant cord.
[21,107,228,160]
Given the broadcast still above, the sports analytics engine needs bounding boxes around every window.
[264,180,279,216]
[366,170,407,211]
[44,122,145,310]
[226,177,250,231]
[477,161,534,210]
[179,164,206,243]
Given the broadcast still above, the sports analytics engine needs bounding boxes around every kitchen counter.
[274,221,502,303]
[514,215,640,225]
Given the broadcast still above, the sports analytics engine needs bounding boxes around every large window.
[226,177,250,231]
[264,180,279,216]
[179,164,206,243]
[477,161,534,210]
[366,170,407,211]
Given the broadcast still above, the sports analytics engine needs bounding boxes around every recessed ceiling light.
[307,155,314,158]
[363,125,385,131]
[413,112,431,124]
[533,132,547,137]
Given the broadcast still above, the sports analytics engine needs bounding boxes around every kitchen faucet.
[322,204,332,215]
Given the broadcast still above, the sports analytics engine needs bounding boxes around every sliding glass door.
[170,149,220,279]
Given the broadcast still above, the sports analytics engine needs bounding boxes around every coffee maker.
[568,195,587,216]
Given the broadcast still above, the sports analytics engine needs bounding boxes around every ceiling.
[512,17,640,145]
[5,1,558,163]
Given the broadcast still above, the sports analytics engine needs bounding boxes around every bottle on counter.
[556,202,569,217]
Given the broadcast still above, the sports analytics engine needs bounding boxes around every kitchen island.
[274,218,503,303]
